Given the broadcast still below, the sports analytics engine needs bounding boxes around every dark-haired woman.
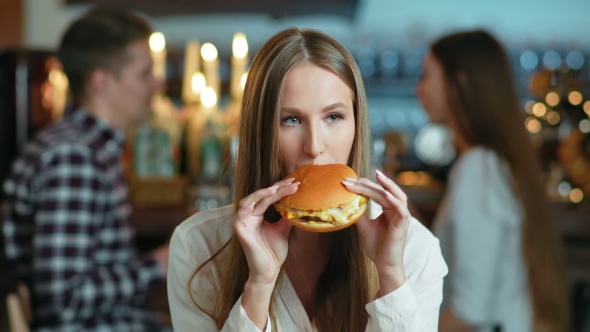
[417,30,570,332]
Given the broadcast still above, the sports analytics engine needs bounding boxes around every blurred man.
[2,9,169,331]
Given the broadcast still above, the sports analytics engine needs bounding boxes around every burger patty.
[275,195,367,226]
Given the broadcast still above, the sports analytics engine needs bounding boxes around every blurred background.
[1,0,589,330]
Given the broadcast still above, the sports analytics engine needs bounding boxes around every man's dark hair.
[57,9,152,103]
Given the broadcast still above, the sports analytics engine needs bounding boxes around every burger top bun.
[278,164,358,210]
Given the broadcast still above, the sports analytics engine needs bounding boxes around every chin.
[274,164,368,232]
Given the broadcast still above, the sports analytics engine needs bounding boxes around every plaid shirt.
[2,109,165,332]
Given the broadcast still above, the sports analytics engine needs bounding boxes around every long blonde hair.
[189,28,374,331]
[431,30,570,332]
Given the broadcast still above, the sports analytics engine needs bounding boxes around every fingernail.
[267,185,279,191]
[344,177,358,182]
[385,191,394,198]
[246,202,255,209]
[288,182,300,188]
[376,169,386,178]
[283,178,296,183]
[342,180,355,186]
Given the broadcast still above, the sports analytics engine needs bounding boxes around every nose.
[303,122,324,160]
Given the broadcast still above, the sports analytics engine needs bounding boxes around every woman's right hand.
[231,178,299,286]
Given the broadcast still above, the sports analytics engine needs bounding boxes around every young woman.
[417,30,570,332]
[167,28,448,332]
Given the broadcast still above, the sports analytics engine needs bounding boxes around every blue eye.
[326,113,344,123]
[282,116,300,126]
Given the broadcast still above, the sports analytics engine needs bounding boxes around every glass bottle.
[199,119,222,183]
[134,113,174,177]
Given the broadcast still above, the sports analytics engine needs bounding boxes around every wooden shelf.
[131,205,194,238]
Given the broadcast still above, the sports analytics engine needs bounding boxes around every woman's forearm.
[242,279,276,330]
[375,268,407,299]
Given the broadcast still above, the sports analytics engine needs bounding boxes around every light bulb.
[569,91,583,106]
[201,43,218,62]
[532,103,546,117]
[570,188,584,203]
[547,111,560,125]
[524,100,535,114]
[149,32,166,52]
[201,87,217,107]
[525,117,541,133]
[191,72,206,94]
[545,92,559,107]
[232,32,248,59]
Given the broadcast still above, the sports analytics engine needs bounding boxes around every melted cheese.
[275,195,367,226]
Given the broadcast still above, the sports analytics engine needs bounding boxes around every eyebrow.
[281,102,349,115]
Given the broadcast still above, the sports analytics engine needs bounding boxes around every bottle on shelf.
[199,119,223,184]
[134,112,175,178]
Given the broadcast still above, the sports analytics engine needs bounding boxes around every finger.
[231,201,255,231]
[252,182,300,216]
[375,169,407,204]
[341,178,390,205]
[343,179,406,216]
[383,193,412,228]
[354,196,409,239]
[344,177,407,208]
[343,174,407,206]
[238,187,275,211]
[238,178,295,210]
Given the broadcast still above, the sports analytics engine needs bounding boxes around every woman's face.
[417,53,451,125]
[279,62,356,175]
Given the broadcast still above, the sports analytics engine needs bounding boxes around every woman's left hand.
[342,169,411,296]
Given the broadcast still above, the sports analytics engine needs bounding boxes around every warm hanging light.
[532,102,547,117]
[570,188,584,203]
[545,92,560,107]
[149,32,166,52]
[525,117,541,133]
[569,91,583,106]
[546,111,560,125]
[191,72,206,94]
[201,87,217,108]
[201,43,218,62]
[397,171,418,186]
[232,32,249,59]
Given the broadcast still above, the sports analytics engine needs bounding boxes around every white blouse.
[433,147,532,332]
[167,202,448,331]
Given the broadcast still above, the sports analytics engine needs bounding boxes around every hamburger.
[274,164,368,232]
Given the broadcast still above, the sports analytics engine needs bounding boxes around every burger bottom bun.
[285,202,368,233]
